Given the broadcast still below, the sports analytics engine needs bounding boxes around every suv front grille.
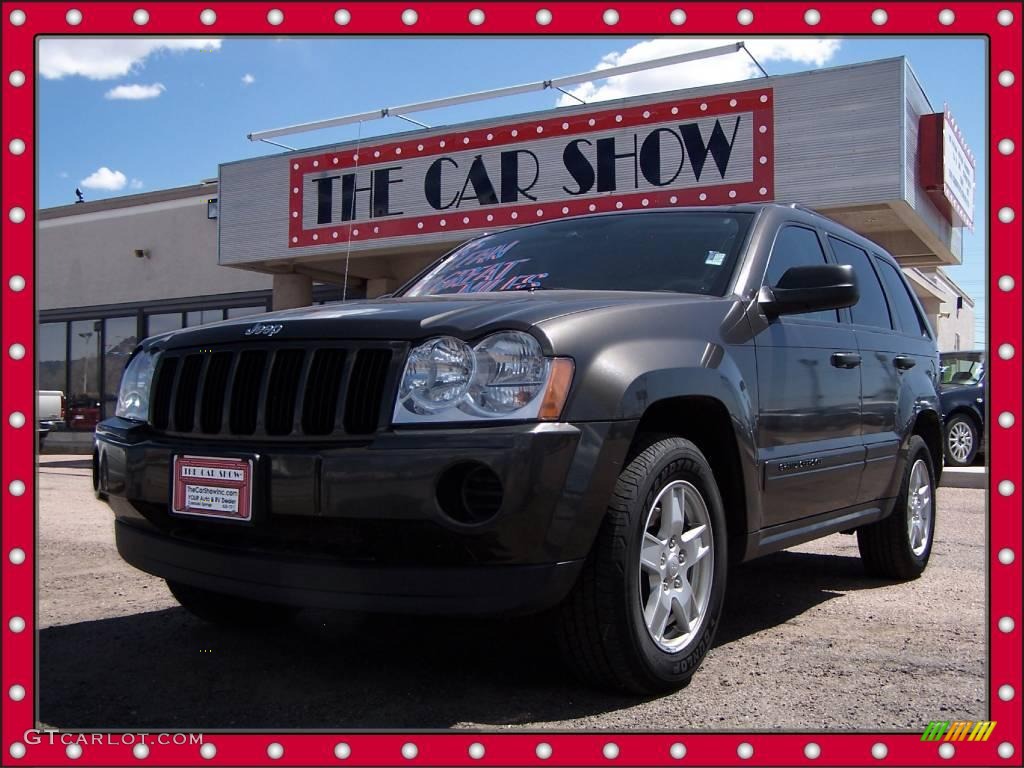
[150,343,398,439]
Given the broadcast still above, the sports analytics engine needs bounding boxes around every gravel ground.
[37,455,986,731]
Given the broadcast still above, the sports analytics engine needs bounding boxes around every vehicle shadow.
[38,459,92,470]
[39,551,888,730]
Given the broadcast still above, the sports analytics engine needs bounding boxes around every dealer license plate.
[171,455,253,522]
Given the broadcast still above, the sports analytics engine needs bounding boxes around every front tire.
[944,414,979,467]
[857,435,936,580]
[556,437,728,694]
[167,581,300,627]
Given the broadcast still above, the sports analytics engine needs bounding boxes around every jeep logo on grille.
[244,322,284,337]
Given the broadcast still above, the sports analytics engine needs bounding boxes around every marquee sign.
[919,107,975,231]
[287,87,774,248]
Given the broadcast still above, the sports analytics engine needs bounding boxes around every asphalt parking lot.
[38,455,986,731]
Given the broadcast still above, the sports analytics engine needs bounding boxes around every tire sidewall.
[944,414,979,467]
[623,442,728,686]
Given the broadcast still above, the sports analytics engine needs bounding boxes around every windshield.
[939,353,985,386]
[403,212,754,297]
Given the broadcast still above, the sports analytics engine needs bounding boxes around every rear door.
[754,224,863,526]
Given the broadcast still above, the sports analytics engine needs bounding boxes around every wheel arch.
[912,408,944,485]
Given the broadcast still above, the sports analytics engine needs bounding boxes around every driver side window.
[765,225,839,323]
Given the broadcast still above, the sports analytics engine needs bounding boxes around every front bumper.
[96,418,635,614]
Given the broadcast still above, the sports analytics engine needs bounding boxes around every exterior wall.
[220,58,907,269]
[905,267,976,351]
[38,194,271,311]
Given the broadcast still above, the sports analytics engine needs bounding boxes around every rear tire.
[167,581,300,627]
[857,435,936,580]
[943,414,979,467]
[556,437,728,694]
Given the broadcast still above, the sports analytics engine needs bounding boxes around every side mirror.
[761,264,859,317]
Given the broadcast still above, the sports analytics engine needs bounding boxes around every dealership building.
[38,56,976,429]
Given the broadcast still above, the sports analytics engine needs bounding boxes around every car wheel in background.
[944,414,979,467]
[556,437,728,694]
[857,435,936,580]
[167,581,300,627]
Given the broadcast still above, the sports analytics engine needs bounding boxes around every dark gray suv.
[95,203,942,694]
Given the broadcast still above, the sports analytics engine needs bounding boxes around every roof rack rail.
[785,202,837,223]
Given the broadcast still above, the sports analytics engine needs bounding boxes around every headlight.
[115,350,158,421]
[394,332,574,424]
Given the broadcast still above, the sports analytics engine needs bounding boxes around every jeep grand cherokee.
[95,204,943,693]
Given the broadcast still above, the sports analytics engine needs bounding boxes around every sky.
[36,35,987,345]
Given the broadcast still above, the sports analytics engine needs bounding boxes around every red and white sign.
[171,455,253,522]
[918,107,975,231]
[287,87,774,248]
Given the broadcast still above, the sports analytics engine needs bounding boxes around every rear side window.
[828,237,892,329]
[874,257,932,337]
[765,225,838,323]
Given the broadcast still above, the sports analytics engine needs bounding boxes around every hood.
[145,291,706,351]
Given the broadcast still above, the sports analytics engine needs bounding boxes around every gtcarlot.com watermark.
[24,730,204,746]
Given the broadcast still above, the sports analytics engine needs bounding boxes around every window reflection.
[69,320,101,431]
[147,312,182,338]
[104,317,137,419]
[186,309,224,327]
[39,322,67,393]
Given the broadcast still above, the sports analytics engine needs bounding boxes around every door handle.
[830,352,862,369]
[894,355,917,371]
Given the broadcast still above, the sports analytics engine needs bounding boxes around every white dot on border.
[200,743,216,760]
[468,743,485,760]
[536,8,552,25]
[938,9,955,25]
[871,743,888,759]
[9,207,26,223]
[588,204,597,211]
[267,743,284,759]
[401,8,418,25]
[8,138,25,155]
[401,743,418,760]
[669,743,686,759]
[9,548,26,565]
[998,70,1015,87]
[603,743,619,759]
[603,8,619,25]
[737,8,753,25]
[998,616,1015,633]
[669,196,678,204]
[615,201,623,209]
[871,8,888,24]
[536,743,552,760]
[670,8,686,25]
[9,274,26,291]
[998,480,1015,496]
[737,742,753,759]
[998,343,1015,360]
[998,139,1015,157]
[9,343,25,360]
[9,480,25,496]
[804,9,821,25]
[267,8,284,25]
[334,8,351,25]
[938,742,955,759]
[66,744,82,760]
[998,743,1014,759]
[561,207,569,214]
[133,8,149,25]
[998,684,1015,701]
[998,275,1016,291]
[334,742,351,759]
[998,547,1016,564]
[133,743,149,759]
[9,616,26,633]
[199,8,216,25]
[9,8,26,25]
[997,9,1014,25]
[65,8,82,25]
[9,71,26,87]
[699,193,707,201]
[804,743,821,759]
[998,411,1015,428]
[998,207,1015,223]
[9,742,26,759]
[9,411,26,428]
[8,684,25,701]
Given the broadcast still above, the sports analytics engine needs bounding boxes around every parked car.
[938,350,985,466]
[96,204,943,694]
[37,390,65,447]
[67,397,101,431]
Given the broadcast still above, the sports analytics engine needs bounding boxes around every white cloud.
[241,73,256,85]
[555,38,841,106]
[39,38,222,80]
[104,82,165,100]
[129,178,144,190]
[80,167,127,191]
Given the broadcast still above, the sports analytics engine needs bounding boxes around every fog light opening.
[436,462,503,525]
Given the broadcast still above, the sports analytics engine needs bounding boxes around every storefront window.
[39,322,67,393]
[186,309,224,327]
[103,317,138,419]
[226,305,265,319]
[147,312,182,337]
[68,320,101,431]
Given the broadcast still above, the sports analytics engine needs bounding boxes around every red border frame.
[287,88,774,247]
[1,3,1021,767]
